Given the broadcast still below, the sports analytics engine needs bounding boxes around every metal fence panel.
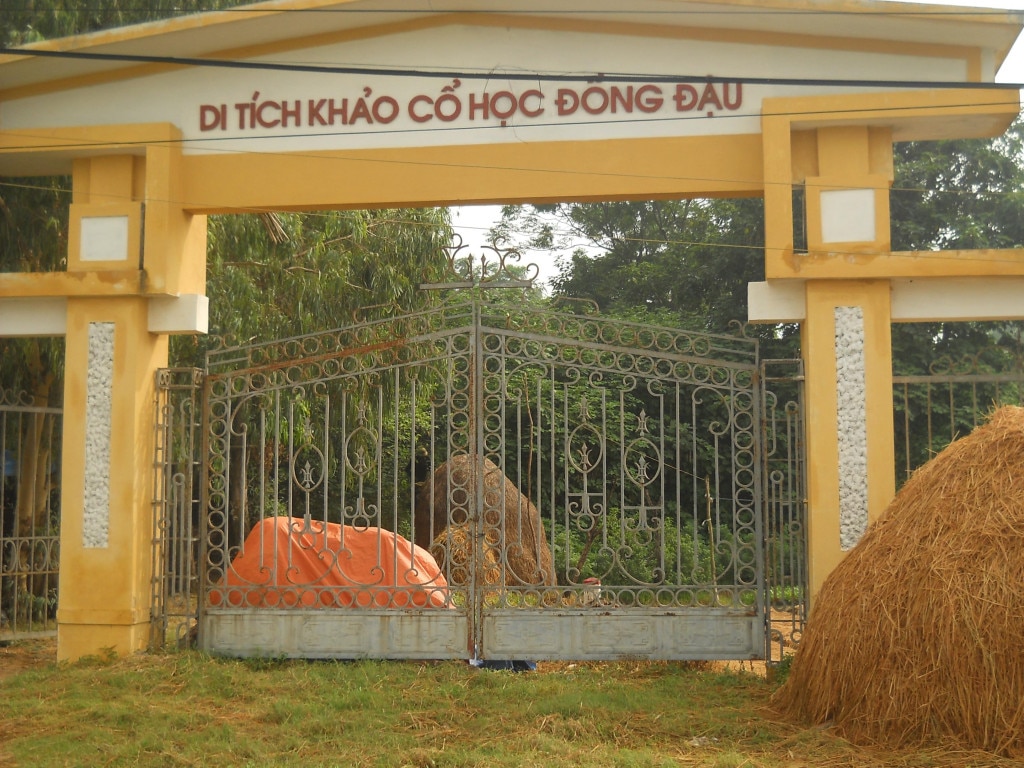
[1,389,61,640]
[761,358,807,663]
[192,298,770,661]
[151,368,203,649]
[893,344,1024,487]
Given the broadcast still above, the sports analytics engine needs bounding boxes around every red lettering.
[372,96,399,124]
[308,99,328,126]
[697,83,723,114]
[468,92,489,120]
[635,85,663,114]
[255,100,280,128]
[212,80,727,134]
[409,95,433,123]
[281,100,301,128]
[327,99,348,125]
[434,93,461,122]
[519,90,544,118]
[581,86,609,115]
[674,84,698,111]
[610,86,633,113]
[556,88,579,116]
[723,82,742,110]
[199,104,225,131]
[349,98,372,124]
[490,91,517,121]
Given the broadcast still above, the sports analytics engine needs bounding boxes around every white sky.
[451,0,1024,289]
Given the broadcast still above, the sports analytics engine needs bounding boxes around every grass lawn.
[0,640,1015,768]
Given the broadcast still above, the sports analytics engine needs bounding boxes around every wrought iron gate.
[186,297,773,661]
[1,388,61,640]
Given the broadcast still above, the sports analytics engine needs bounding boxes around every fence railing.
[893,345,1024,487]
[1,388,62,640]
[761,358,807,663]
[151,368,204,650]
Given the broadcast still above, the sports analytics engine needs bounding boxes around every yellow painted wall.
[55,155,172,661]
[802,280,896,601]
[57,297,168,660]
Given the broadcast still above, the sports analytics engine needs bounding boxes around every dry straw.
[430,522,502,587]
[773,406,1024,756]
[416,454,556,588]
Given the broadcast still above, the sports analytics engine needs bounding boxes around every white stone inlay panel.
[835,306,868,550]
[84,322,114,548]
[80,216,130,262]
[820,189,875,243]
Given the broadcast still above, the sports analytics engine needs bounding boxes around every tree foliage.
[500,198,765,332]
[171,208,452,367]
[498,117,1024,486]
[891,118,1024,252]
[2,0,244,46]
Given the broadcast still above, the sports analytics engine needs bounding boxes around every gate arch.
[197,296,768,661]
[5,0,1018,661]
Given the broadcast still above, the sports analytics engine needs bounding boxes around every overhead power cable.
[1,92,1019,160]
[2,176,1022,270]
[2,46,1023,91]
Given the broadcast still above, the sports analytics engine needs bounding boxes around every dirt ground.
[0,637,57,681]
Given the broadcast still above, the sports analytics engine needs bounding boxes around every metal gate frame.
[154,298,808,662]
[760,358,807,663]
[1,387,62,641]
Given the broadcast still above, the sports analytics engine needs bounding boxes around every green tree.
[0,3,454,562]
[173,208,452,366]
[2,0,244,46]
[891,118,1024,252]
[889,117,1024,479]
[498,199,766,334]
[498,117,1024,485]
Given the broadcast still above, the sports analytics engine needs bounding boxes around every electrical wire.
[3,175,1022,268]
[3,45,1023,91]
[1,6,1022,267]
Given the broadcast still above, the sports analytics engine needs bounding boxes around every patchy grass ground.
[0,639,1015,768]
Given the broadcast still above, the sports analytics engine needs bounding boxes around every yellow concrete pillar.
[56,151,192,661]
[803,280,896,601]
[57,297,167,659]
[761,114,900,603]
[799,127,897,602]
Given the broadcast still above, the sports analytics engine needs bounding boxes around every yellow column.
[56,143,204,660]
[803,280,896,600]
[799,127,897,602]
[58,296,167,659]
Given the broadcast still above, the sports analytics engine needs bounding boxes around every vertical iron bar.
[471,299,484,658]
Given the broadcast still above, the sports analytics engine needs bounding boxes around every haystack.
[774,406,1024,756]
[429,522,501,588]
[415,454,556,587]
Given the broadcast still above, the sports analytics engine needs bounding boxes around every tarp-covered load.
[212,517,449,609]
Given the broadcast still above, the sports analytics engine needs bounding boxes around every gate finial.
[420,233,539,290]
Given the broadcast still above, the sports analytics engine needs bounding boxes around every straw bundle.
[429,522,501,587]
[415,454,556,587]
[774,406,1024,755]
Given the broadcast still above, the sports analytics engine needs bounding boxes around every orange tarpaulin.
[213,517,449,609]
